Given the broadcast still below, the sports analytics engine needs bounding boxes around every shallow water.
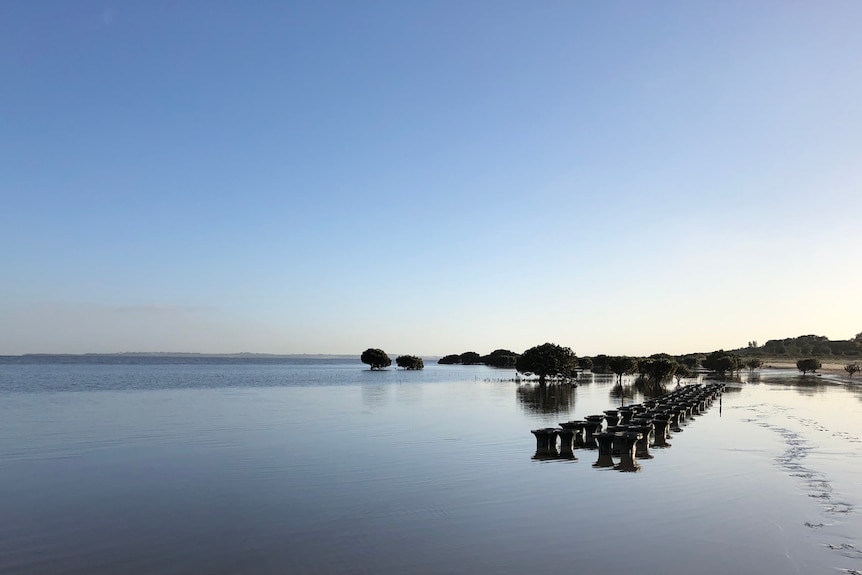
[0,359,860,574]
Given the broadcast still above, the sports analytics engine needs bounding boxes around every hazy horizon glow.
[2,2,861,357]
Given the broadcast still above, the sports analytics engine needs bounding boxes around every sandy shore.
[760,358,861,381]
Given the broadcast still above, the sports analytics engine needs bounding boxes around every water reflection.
[609,383,636,404]
[394,382,423,406]
[517,383,576,414]
[634,376,669,398]
[361,384,388,410]
[742,371,832,396]
[785,377,829,396]
[608,378,669,404]
[844,384,862,402]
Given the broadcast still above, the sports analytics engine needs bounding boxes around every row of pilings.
[530,382,725,472]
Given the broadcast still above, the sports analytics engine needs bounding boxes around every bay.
[1,358,861,574]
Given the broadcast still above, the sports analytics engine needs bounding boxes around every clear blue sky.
[2,1,860,356]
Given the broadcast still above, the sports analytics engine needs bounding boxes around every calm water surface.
[1,358,861,574]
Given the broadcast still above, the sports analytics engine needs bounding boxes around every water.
[1,357,861,574]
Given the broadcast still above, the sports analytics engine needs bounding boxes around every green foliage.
[846,363,861,377]
[760,334,861,357]
[395,355,424,370]
[515,343,577,385]
[702,350,739,377]
[745,358,763,371]
[645,357,677,382]
[680,355,701,369]
[436,349,519,368]
[796,357,822,374]
[591,354,611,374]
[481,349,519,368]
[636,358,651,379]
[608,356,637,384]
[437,354,460,365]
[438,349,519,367]
[577,357,593,371]
[361,348,391,370]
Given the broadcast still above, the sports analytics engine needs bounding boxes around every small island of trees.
[438,349,519,368]
[360,348,391,370]
[796,358,822,375]
[396,355,424,370]
[515,343,577,385]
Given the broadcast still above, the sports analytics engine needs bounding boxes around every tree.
[396,355,424,370]
[702,350,738,377]
[636,358,651,380]
[361,348,391,370]
[515,343,577,385]
[577,357,593,372]
[745,358,763,372]
[681,355,701,369]
[646,357,677,382]
[437,354,460,365]
[844,363,860,378]
[732,355,745,375]
[674,364,691,385]
[796,358,822,375]
[608,356,637,384]
[592,354,611,374]
[481,349,519,368]
[459,351,481,365]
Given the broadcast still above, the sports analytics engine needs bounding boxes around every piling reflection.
[532,382,726,472]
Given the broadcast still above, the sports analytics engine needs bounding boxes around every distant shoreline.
[4,352,446,361]
[761,360,856,379]
[8,352,362,360]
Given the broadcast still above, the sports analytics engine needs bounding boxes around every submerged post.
[531,428,559,459]
[614,431,642,472]
[557,428,577,460]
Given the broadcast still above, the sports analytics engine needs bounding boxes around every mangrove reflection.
[609,377,668,404]
[634,376,669,398]
[786,376,829,396]
[744,372,831,396]
[610,383,636,405]
[517,383,576,415]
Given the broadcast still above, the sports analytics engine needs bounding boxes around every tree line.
[437,349,520,368]
[363,330,862,379]
[746,333,862,358]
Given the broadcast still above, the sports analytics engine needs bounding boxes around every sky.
[2,1,861,357]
